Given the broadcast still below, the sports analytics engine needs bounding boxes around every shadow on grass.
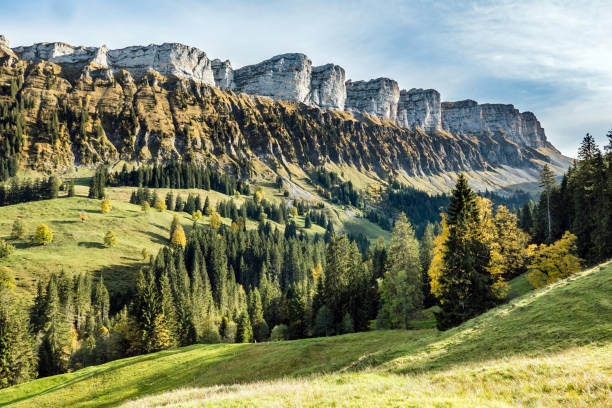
[142,231,168,245]
[77,241,105,249]
[13,241,37,249]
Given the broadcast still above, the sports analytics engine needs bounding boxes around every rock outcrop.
[397,88,441,131]
[307,64,346,110]
[0,35,9,49]
[441,100,548,148]
[106,43,215,85]
[231,53,312,103]
[345,78,400,120]
[13,41,215,85]
[211,59,233,89]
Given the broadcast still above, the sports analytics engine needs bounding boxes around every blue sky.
[1,0,610,156]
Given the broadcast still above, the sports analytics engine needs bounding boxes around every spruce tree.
[236,311,253,343]
[431,174,496,330]
[0,268,37,388]
[378,213,423,329]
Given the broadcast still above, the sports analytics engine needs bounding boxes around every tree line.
[110,162,250,196]
[518,132,612,265]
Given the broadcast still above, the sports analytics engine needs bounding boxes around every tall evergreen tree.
[429,174,497,330]
[378,213,423,329]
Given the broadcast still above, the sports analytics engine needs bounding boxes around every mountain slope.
[0,37,570,193]
[1,261,609,407]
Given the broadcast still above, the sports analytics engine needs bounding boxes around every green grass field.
[1,261,609,407]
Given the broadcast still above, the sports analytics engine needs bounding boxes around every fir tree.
[430,174,497,330]
[378,213,423,329]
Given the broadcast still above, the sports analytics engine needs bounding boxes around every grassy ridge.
[1,261,609,407]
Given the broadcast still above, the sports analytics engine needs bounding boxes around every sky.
[1,0,610,156]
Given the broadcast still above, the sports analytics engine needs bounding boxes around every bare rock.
[345,78,400,120]
[308,64,346,110]
[232,53,312,103]
[397,88,441,131]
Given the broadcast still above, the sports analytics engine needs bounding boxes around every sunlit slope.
[1,262,609,407]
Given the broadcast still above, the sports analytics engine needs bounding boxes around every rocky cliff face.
[13,41,216,85]
[1,35,569,191]
[230,53,312,103]
[308,64,346,110]
[441,100,548,148]
[397,88,441,131]
[345,78,400,120]
[211,59,233,89]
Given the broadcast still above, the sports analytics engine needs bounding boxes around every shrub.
[141,201,150,213]
[104,231,117,248]
[100,197,112,214]
[34,224,53,245]
[154,198,166,212]
[11,219,26,239]
[201,324,221,344]
[141,248,150,260]
[0,240,15,259]
[270,324,289,341]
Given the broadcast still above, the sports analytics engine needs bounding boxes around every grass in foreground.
[1,261,609,407]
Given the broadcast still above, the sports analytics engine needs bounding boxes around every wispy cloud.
[0,0,609,155]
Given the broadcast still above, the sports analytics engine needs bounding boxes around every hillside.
[1,261,609,407]
[0,184,394,304]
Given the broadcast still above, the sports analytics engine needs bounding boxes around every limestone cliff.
[345,78,400,120]
[397,88,441,131]
[0,35,570,191]
[441,100,549,148]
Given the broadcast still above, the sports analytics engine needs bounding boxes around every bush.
[201,323,221,344]
[104,231,117,248]
[0,240,15,258]
[141,201,150,213]
[11,219,26,239]
[34,224,53,245]
[253,320,270,342]
[270,324,289,341]
[154,198,166,212]
[100,197,112,214]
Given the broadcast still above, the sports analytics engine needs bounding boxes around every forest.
[0,131,610,389]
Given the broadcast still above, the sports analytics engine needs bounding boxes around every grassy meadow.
[0,260,609,407]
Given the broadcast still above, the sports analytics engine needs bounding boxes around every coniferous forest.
[0,131,610,391]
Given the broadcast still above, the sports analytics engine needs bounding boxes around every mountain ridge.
[0,35,571,192]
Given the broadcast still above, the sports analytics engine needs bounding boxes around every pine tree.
[38,276,72,376]
[378,213,423,329]
[236,311,253,343]
[538,164,556,242]
[248,288,268,341]
[419,223,436,308]
[0,268,37,388]
[429,174,497,330]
